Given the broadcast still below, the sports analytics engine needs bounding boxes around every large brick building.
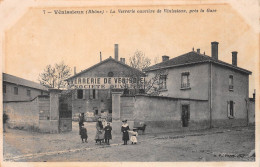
[66,44,145,121]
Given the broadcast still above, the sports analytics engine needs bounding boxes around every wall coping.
[135,94,208,102]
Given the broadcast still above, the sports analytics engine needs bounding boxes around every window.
[227,101,235,118]
[41,91,43,95]
[90,89,98,99]
[229,75,234,91]
[181,72,190,89]
[95,109,98,115]
[14,87,18,95]
[159,75,167,89]
[108,71,114,77]
[3,84,6,94]
[93,89,96,99]
[27,89,31,96]
[139,89,145,94]
[77,89,83,99]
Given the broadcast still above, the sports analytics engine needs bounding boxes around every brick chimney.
[197,48,200,54]
[232,51,237,66]
[120,58,125,64]
[162,55,169,62]
[114,44,118,61]
[211,41,219,60]
[100,52,102,62]
[74,67,76,75]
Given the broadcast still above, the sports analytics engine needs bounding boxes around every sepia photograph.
[0,0,259,166]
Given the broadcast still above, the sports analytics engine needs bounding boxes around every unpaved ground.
[3,122,255,162]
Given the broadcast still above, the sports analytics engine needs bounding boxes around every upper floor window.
[159,75,167,90]
[229,75,234,91]
[14,87,18,95]
[27,89,31,96]
[3,84,6,94]
[181,72,190,89]
[41,91,44,95]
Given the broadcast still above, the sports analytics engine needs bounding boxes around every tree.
[39,61,72,89]
[153,56,160,65]
[144,69,169,96]
[129,50,151,71]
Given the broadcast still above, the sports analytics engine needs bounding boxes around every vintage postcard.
[0,0,259,167]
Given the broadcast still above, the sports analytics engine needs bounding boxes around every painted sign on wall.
[67,77,146,89]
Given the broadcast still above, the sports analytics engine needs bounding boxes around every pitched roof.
[3,73,48,91]
[143,51,252,74]
[66,57,145,81]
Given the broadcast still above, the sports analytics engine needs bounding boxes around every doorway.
[181,105,190,127]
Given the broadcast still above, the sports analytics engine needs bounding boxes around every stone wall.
[248,100,255,125]
[134,95,210,133]
[3,98,39,130]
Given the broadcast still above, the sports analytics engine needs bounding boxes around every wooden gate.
[59,91,72,132]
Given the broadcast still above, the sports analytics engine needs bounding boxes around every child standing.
[104,122,112,145]
[130,128,138,144]
[121,120,130,145]
[80,124,88,143]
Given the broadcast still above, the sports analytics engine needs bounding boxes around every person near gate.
[3,111,9,133]
[129,128,138,144]
[79,113,84,134]
[104,122,112,145]
[121,119,130,145]
[79,124,88,143]
[95,117,104,144]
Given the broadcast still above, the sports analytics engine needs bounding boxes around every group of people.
[78,113,138,145]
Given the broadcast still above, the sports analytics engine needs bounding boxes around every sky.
[3,3,258,96]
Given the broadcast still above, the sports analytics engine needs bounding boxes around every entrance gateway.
[59,91,72,132]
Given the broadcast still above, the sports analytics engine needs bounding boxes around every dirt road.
[3,122,255,162]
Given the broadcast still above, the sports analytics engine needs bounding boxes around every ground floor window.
[95,109,98,115]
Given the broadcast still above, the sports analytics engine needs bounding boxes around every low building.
[3,73,49,102]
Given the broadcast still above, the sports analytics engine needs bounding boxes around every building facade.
[3,73,49,102]
[66,44,145,121]
[143,42,252,128]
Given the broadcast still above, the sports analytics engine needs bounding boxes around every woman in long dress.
[121,120,130,145]
[95,117,104,144]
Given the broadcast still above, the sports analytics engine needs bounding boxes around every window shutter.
[83,90,86,99]
[86,89,90,100]
[74,90,78,100]
[107,89,111,99]
[90,89,93,99]
[95,89,99,99]
[227,101,230,117]
[233,102,235,118]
